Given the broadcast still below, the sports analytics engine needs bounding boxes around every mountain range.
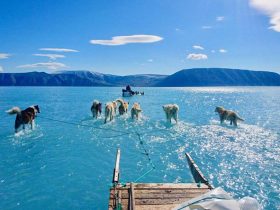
[0,68,280,86]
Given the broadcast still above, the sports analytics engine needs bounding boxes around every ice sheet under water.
[0,87,279,209]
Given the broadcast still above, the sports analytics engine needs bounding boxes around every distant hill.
[0,70,167,86]
[0,68,280,86]
[156,68,280,86]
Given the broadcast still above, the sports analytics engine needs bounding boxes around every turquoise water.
[0,87,279,210]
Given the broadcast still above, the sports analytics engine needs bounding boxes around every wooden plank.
[116,193,208,200]
[135,197,191,205]
[118,188,122,209]
[108,184,211,209]
[135,204,180,210]
[185,153,214,189]
[112,183,210,189]
[134,188,209,194]
[129,183,135,210]
[110,195,203,206]
[110,189,209,197]
[112,148,121,183]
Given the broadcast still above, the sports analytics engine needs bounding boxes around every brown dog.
[7,105,40,133]
[162,104,179,123]
[116,99,129,115]
[215,106,244,126]
[131,103,142,120]
[104,102,115,123]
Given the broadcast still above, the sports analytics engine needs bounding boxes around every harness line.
[37,115,182,183]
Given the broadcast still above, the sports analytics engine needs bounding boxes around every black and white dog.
[91,100,102,118]
[7,105,40,133]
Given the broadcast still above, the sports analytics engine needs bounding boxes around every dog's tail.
[116,99,124,106]
[6,107,21,115]
[237,116,244,121]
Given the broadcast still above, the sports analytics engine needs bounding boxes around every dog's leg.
[174,115,178,123]
[110,110,113,121]
[109,111,111,121]
[104,108,108,123]
[233,119,237,126]
[15,124,20,133]
[168,114,171,123]
[14,116,22,133]
[219,116,224,124]
[94,107,98,119]
[104,112,107,124]
[31,120,35,129]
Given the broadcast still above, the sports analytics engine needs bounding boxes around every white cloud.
[90,35,163,46]
[219,49,227,53]
[216,16,225,21]
[193,45,204,50]
[0,66,3,72]
[39,48,79,52]
[0,53,11,59]
[147,59,153,62]
[33,54,65,60]
[250,0,280,32]
[201,26,212,29]
[187,53,208,60]
[17,62,67,70]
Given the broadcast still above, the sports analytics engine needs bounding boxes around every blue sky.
[0,0,279,75]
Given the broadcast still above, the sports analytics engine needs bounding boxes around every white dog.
[162,104,179,123]
[104,102,117,123]
[131,103,142,120]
